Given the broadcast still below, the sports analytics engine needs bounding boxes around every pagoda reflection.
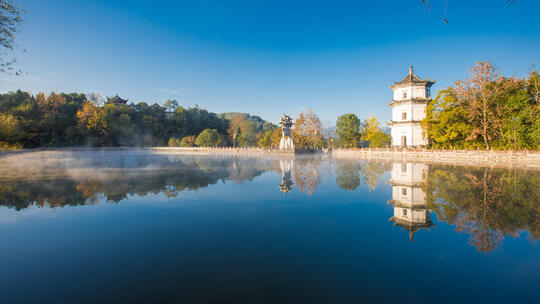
[388,162,434,242]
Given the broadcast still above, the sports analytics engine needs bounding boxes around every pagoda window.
[402,188,407,196]
[403,209,408,216]
[402,112,407,120]
[402,91,407,99]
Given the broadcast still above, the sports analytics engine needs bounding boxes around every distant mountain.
[322,126,336,138]
[218,112,277,132]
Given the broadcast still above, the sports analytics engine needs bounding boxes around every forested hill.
[218,112,276,132]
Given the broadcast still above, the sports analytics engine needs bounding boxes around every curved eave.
[390,80,435,90]
[388,180,424,187]
[389,216,434,229]
[387,200,431,210]
[388,121,422,126]
[389,98,430,106]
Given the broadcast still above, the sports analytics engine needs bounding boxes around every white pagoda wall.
[392,86,430,100]
[393,208,429,223]
[391,103,427,122]
[390,81,431,147]
[391,163,426,183]
[391,162,429,223]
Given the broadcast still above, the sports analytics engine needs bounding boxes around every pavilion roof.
[390,216,435,242]
[106,95,129,105]
[391,65,435,89]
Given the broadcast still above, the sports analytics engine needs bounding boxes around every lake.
[0,150,539,303]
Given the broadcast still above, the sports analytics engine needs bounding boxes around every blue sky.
[1,0,539,126]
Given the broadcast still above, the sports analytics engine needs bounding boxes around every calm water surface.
[0,150,539,303]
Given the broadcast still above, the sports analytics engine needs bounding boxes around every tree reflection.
[334,160,391,191]
[424,166,540,253]
[0,153,269,210]
[293,157,322,195]
[335,161,361,191]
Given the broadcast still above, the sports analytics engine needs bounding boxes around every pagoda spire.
[409,65,413,74]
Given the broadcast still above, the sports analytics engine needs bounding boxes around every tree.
[164,99,179,113]
[336,113,361,148]
[361,115,390,148]
[168,137,181,147]
[180,135,196,147]
[422,88,474,149]
[0,113,23,144]
[293,110,323,149]
[257,130,273,148]
[456,61,511,149]
[227,114,257,147]
[195,129,221,147]
[0,0,23,75]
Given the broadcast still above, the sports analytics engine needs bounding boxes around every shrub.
[168,138,182,147]
[195,129,221,147]
[180,136,196,147]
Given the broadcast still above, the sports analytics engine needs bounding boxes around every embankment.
[331,148,540,170]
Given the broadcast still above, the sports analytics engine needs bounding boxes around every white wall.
[392,85,430,100]
[390,163,427,185]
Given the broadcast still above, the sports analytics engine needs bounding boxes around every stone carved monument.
[279,114,294,150]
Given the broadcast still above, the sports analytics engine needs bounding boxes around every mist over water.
[0,150,539,303]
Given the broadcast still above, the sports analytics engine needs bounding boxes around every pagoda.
[388,162,434,242]
[106,94,129,105]
[388,66,435,147]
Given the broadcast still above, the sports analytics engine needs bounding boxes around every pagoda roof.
[390,216,435,242]
[391,66,435,89]
[106,94,129,105]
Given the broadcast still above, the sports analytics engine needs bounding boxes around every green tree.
[195,129,221,147]
[163,99,179,113]
[180,135,196,147]
[422,88,473,149]
[336,113,361,148]
[168,137,181,147]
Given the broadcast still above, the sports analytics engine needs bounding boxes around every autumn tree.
[293,110,323,149]
[361,115,390,148]
[227,114,258,147]
[336,113,361,148]
[456,62,515,149]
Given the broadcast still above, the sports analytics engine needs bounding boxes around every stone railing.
[331,148,540,170]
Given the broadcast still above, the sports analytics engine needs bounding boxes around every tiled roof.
[391,66,435,88]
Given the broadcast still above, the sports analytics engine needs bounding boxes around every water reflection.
[424,166,540,252]
[1,150,539,253]
[278,159,294,193]
[388,163,434,242]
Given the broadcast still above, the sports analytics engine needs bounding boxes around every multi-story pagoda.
[106,94,129,105]
[388,162,434,242]
[388,66,435,147]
